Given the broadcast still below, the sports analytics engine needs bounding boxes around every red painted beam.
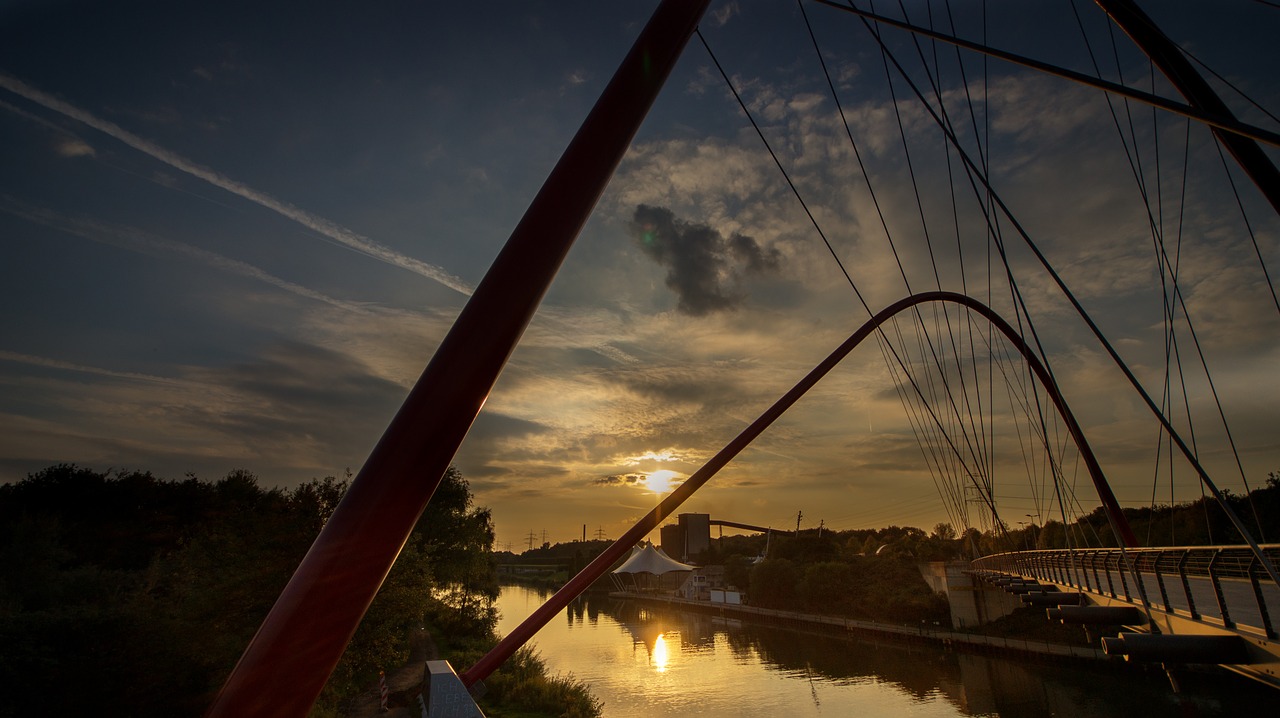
[462,291,1136,686]
[1095,0,1280,215]
[207,1,710,715]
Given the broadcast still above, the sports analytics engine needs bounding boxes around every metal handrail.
[973,546,1280,581]
[972,545,1280,638]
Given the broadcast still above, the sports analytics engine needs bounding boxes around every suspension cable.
[856,8,1280,585]
[696,27,1004,523]
[810,0,1280,148]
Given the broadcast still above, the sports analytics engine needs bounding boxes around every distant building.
[681,513,710,557]
[660,524,683,558]
[675,565,738,602]
[660,512,712,561]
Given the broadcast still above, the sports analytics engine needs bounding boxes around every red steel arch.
[462,290,1137,686]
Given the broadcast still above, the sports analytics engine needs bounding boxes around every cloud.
[0,338,415,486]
[54,137,95,157]
[0,72,473,296]
[593,472,646,487]
[183,341,404,463]
[0,350,194,387]
[610,363,743,406]
[729,231,781,274]
[217,341,400,411]
[591,470,665,486]
[1,198,378,316]
[2,99,98,159]
[630,204,782,315]
[711,2,740,27]
[617,449,686,465]
[466,411,551,444]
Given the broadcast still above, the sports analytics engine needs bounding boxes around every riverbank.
[345,630,435,717]
[341,629,601,718]
[613,591,1108,663]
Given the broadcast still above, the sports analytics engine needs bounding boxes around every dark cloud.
[467,411,550,443]
[631,204,781,316]
[593,472,647,487]
[612,366,741,405]
[178,341,405,468]
[728,232,781,275]
[220,341,403,418]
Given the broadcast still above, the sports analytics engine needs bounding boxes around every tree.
[0,463,500,717]
[798,562,857,614]
[749,559,799,608]
[723,554,753,591]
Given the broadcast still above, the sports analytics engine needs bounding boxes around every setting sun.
[644,470,681,495]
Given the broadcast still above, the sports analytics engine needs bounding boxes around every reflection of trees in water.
[581,593,966,707]
[742,624,963,702]
[567,593,1277,716]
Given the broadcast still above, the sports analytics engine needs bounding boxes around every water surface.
[494,584,1276,717]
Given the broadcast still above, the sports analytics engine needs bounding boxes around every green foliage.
[1003,475,1280,550]
[746,548,949,626]
[723,554,753,591]
[0,463,503,717]
[418,467,499,631]
[773,533,839,563]
[497,539,618,591]
[479,647,601,718]
[798,561,858,614]
[749,558,800,608]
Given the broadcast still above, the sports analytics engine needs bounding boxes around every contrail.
[0,349,197,386]
[2,198,379,316]
[0,73,474,296]
[6,197,642,370]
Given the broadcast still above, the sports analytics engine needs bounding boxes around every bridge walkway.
[972,545,1280,689]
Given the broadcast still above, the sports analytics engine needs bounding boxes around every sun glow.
[652,633,669,673]
[644,469,680,495]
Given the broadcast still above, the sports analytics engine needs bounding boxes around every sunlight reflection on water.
[493,585,1273,718]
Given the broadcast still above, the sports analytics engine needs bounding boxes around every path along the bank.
[346,630,437,717]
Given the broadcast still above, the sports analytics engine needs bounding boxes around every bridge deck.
[972,546,1280,690]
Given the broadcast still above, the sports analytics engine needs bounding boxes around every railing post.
[1115,553,1131,601]
[1209,549,1233,627]
[1154,551,1172,612]
[1131,551,1153,611]
[1249,555,1277,639]
[1103,552,1118,599]
[1178,551,1199,620]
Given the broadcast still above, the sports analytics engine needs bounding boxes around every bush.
[480,647,601,718]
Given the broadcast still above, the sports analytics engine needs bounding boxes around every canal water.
[494,584,1275,717]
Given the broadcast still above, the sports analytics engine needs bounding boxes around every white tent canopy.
[612,542,695,575]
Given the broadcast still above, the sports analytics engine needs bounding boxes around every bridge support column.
[1101,632,1252,664]
[419,661,485,718]
[942,568,1022,627]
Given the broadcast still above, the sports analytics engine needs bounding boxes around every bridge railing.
[971,545,1280,639]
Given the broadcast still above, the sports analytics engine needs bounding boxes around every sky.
[1,0,1278,552]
